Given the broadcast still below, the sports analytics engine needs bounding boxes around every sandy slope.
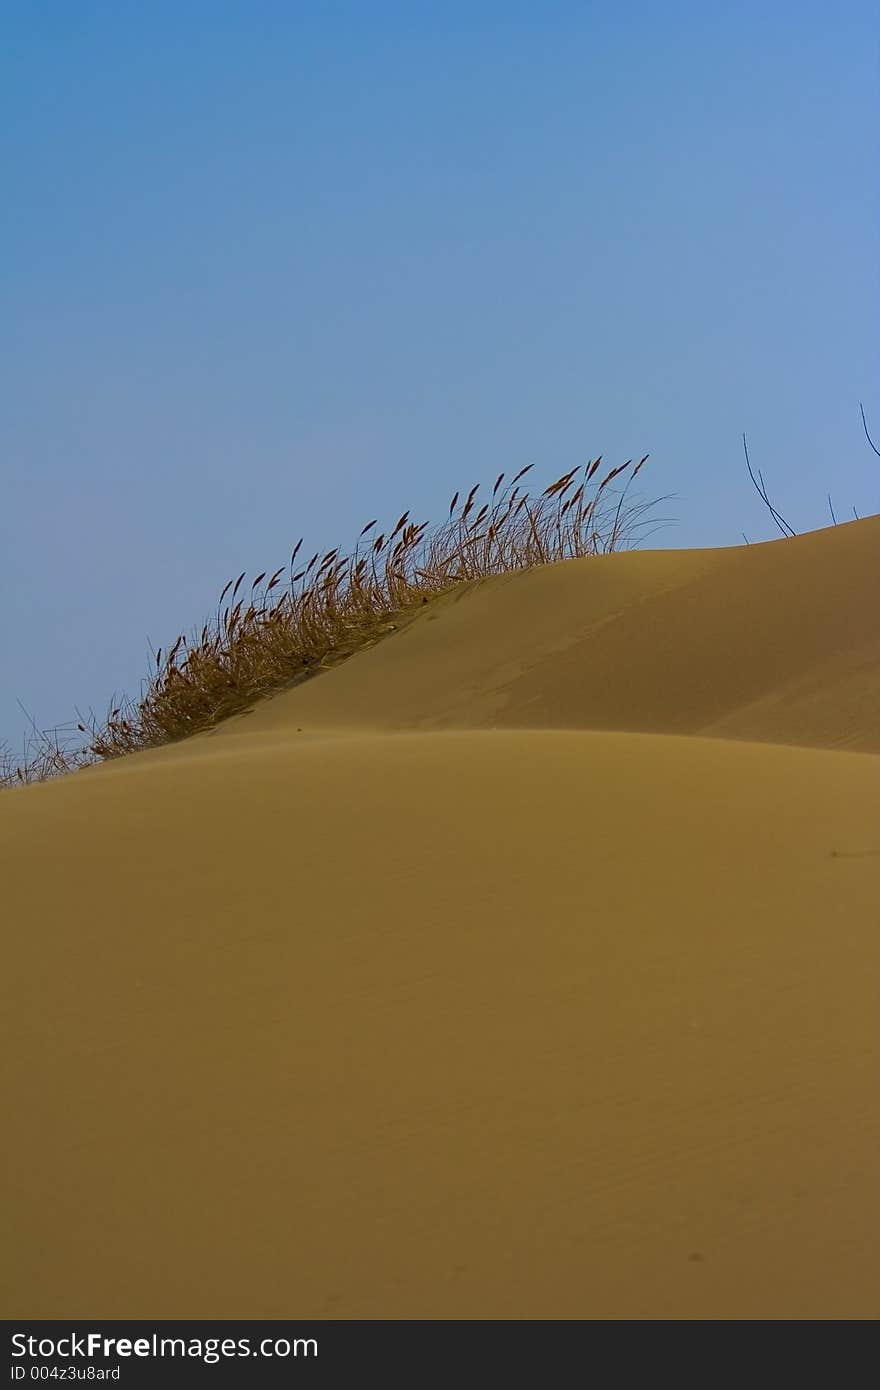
[218,514,880,752]
[2,518,878,1318]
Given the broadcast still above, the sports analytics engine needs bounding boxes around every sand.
[2,516,878,1318]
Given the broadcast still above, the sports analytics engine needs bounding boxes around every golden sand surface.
[3,517,878,1317]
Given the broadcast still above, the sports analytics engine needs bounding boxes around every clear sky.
[2,1,877,752]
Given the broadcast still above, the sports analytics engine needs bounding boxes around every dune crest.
[216,514,880,752]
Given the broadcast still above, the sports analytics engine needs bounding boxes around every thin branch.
[742,433,796,538]
[827,494,837,526]
[859,402,880,460]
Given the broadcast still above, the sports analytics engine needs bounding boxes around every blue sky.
[2,1,877,750]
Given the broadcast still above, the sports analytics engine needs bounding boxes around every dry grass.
[2,455,666,786]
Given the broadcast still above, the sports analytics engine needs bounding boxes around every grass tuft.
[2,455,667,786]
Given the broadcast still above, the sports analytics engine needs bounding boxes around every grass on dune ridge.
[2,454,666,787]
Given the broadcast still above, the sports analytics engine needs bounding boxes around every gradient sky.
[2,1,877,752]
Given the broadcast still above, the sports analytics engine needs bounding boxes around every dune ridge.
[2,519,878,1318]
[214,514,880,751]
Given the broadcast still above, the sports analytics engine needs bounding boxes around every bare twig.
[742,433,796,538]
[860,402,880,460]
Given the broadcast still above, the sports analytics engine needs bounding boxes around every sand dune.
[2,519,879,1318]
[220,514,880,751]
